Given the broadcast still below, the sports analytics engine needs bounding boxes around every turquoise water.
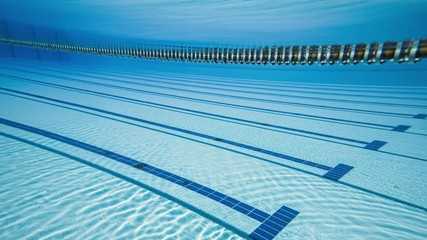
[1,1,427,240]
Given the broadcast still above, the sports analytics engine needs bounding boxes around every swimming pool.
[1,1,427,240]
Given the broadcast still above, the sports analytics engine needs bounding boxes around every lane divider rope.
[1,38,426,66]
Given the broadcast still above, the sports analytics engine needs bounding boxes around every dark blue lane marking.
[97,73,427,108]
[414,114,427,119]
[0,87,354,176]
[114,69,427,96]
[21,65,427,108]
[1,73,401,130]
[17,62,427,101]
[6,67,421,118]
[249,206,299,240]
[323,164,354,181]
[0,85,375,148]
[12,61,427,96]
[90,70,427,101]
[11,88,427,171]
[0,118,299,239]
[150,75,427,101]
[364,140,388,151]
[60,77,420,116]
[391,125,411,132]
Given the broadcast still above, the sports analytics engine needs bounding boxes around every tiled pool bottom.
[1,59,427,239]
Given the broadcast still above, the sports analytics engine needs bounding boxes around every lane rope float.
[1,37,426,66]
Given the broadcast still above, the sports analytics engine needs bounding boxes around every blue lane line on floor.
[79,68,427,101]
[25,64,427,109]
[4,66,420,118]
[1,73,401,130]
[249,206,299,240]
[94,72,427,109]
[104,69,427,96]
[0,87,353,177]
[323,164,354,181]
[0,73,410,141]
[364,140,388,151]
[0,86,371,147]
[10,61,427,96]
[414,114,427,119]
[391,125,411,132]
[13,62,427,102]
[0,118,299,239]
[145,75,427,101]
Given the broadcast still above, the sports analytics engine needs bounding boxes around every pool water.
[1,1,427,240]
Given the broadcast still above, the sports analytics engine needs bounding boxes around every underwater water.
[1,1,427,240]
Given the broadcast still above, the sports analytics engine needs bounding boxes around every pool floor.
[1,58,427,239]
